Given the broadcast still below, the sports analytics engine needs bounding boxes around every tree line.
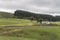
[14,10,60,22]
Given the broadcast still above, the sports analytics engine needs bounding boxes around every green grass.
[0,18,59,26]
[0,27,60,40]
[0,11,60,40]
[0,36,36,40]
[53,22,60,25]
[0,18,60,40]
[0,18,36,26]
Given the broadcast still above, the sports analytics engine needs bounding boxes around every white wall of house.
[42,21,51,24]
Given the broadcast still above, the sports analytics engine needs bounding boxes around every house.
[42,21,51,24]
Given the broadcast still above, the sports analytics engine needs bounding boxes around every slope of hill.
[0,11,13,18]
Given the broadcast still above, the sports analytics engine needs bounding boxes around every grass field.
[0,18,59,26]
[0,18,60,40]
[53,22,60,25]
[0,36,35,40]
[0,10,60,40]
[0,18,37,26]
[0,27,60,40]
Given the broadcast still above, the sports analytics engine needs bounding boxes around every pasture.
[0,18,36,26]
[0,18,59,40]
[0,27,60,40]
[0,18,59,26]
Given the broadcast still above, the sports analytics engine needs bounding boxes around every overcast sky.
[0,0,60,16]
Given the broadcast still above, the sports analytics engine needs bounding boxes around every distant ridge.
[0,11,13,18]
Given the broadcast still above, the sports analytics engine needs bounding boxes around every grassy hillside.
[0,11,59,26]
[0,11,36,26]
[0,11,60,40]
[0,18,36,26]
[0,11,13,18]
[0,18,59,26]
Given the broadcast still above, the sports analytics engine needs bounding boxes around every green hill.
[0,11,13,18]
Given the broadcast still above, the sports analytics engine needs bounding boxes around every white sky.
[0,0,60,16]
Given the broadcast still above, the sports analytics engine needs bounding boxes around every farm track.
[0,26,59,29]
[0,26,55,28]
[0,29,21,34]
